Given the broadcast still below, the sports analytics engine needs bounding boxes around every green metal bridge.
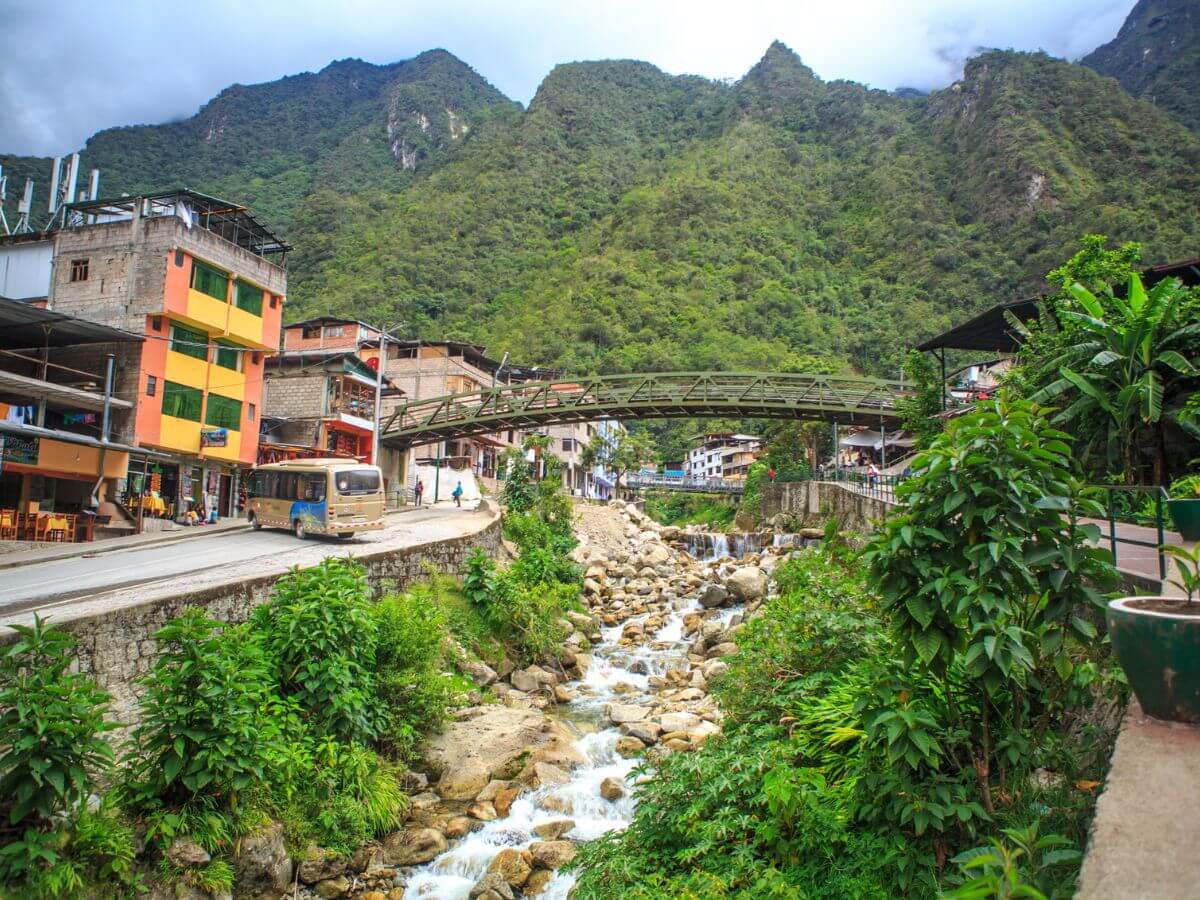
[379,372,906,448]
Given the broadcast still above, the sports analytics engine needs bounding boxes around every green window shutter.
[205,393,242,432]
[191,261,229,300]
[170,323,209,361]
[162,381,203,421]
[234,279,263,316]
[213,340,240,371]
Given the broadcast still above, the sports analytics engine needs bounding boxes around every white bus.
[245,459,385,539]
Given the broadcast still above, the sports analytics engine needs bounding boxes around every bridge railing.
[381,372,908,446]
[626,474,745,494]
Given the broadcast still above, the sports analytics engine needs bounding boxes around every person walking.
[452,480,464,508]
[415,478,425,507]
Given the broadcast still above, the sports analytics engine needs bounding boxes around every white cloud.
[0,0,1137,156]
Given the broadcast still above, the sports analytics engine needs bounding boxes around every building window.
[248,402,255,422]
[205,393,242,432]
[213,340,241,371]
[233,279,263,316]
[269,295,279,309]
[508,430,514,443]
[69,259,89,282]
[146,375,157,397]
[562,438,574,452]
[170,323,209,361]
[301,326,320,339]
[162,381,202,421]
[190,260,228,301]
[150,316,162,331]
[174,249,184,267]
[325,325,345,337]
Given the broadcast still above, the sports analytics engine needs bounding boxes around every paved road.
[0,507,462,617]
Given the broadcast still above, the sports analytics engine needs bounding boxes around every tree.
[1030,273,1200,484]
[580,427,654,490]
[897,350,944,450]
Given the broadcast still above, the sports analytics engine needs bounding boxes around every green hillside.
[1083,0,1200,132]
[287,44,1200,376]
[0,49,516,232]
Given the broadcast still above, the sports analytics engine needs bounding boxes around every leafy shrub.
[0,617,115,832]
[254,557,381,743]
[372,588,465,759]
[945,823,1080,899]
[462,547,498,606]
[121,610,295,822]
[487,573,574,662]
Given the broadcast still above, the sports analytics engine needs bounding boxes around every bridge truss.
[380,372,906,448]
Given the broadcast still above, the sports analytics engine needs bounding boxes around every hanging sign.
[0,434,39,465]
[200,428,228,448]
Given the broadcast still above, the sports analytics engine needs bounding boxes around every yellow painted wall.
[200,430,243,462]
[158,414,202,454]
[36,439,128,479]
[165,348,209,389]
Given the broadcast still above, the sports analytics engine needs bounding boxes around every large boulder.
[487,847,533,888]
[166,839,211,869]
[470,872,515,899]
[426,706,582,798]
[234,822,292,897]
[697,583,728,609]
[381,827,448,866]
[726,567,767,603]
[658,711,702,733]
[533,819,576,840]
[600,777,626,802]
[605,703,649,724]
[529,840,577,869]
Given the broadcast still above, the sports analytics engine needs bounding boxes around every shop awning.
[0,419,143,454]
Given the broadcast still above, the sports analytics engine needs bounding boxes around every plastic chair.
[44,515,70,542]
[0,510,15,540]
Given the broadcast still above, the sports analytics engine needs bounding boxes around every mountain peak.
[750,40,818,82]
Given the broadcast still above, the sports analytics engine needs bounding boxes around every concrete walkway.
[1078,700,1200,899]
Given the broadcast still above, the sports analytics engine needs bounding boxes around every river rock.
[427,706,582,797]
[444,816,475,839]
[524,869,555,896]
[726,566,767,603]
[470,872,515,900]
[698,583,728,609]
[234,821,292,896]
[166,838,211,868]
[529,840,578,869]
[468,800,498,821]
[314,876,351,899]
[616,735,646,757]
[494,786,521,818]
[600,777,626,801]
[462,659,499,686]
[701,658,730,680]
[298,847,347,885]
[541,793,574,814]
[381,827,448,866]
[622,721,662,743]
[659,711,702,733]
[529,761,571,789]
[533,819,576,840]
[707,642,739,658]
[487,847,532,888]
[606,703,649,724]
[476,779,511,802]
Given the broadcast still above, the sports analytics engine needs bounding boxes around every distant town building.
[260,350,396,465]
[0,189,288,524]
[686,432,761,480]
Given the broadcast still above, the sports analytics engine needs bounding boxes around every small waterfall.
[683,531,806,562]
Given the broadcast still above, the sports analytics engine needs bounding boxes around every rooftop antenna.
[45,154,79,231]
[47,157,63,215]
[0,166,8,235]
[14,179,34,234]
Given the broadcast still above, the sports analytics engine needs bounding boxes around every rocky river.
[285,501,807,899]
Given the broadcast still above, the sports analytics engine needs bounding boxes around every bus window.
[335,469,381,495]
[302,475,326,501]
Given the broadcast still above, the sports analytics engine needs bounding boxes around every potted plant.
[1107,543,1200,723]
[1166,474,1200,541]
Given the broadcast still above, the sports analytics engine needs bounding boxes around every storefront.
[0,424,131,542]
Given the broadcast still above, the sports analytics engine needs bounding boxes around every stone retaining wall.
[8,510,503,727]
[761,480,893,532]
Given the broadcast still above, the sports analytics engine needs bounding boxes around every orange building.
[44,191,288,518]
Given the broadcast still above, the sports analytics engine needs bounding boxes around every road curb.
[0,521,254,571]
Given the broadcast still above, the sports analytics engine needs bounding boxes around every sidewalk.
[0,504,432,572]
[1080,516,1193,596]
[0,516,253,571]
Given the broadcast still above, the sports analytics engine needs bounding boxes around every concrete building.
[687,433,761,481]
[3,190,288,521]
[260,350,393,465]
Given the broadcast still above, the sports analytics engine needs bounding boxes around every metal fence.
[1098,484,1169,581]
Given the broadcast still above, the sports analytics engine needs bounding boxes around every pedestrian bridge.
[380,372,905,448]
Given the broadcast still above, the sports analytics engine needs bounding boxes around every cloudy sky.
[2,0,1136,157]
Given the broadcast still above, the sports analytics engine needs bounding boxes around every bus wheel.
[293,519,307,540]
[249,512,262,531]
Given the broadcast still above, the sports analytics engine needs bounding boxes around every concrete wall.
[11,511,502,727]
[761,480,894,532]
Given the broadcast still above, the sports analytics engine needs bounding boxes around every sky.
[1,0,1137,157]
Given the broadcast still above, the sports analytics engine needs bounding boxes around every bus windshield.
[334,469,381,495]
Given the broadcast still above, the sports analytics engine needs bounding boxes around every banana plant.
[1031,273,1200,485]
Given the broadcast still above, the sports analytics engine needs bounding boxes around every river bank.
[272,499,800,900]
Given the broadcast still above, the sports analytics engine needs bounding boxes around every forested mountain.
[2,28,1199,380]
[1083,0,1200,132]
[287,42,1200,375]
[0,50,516,231]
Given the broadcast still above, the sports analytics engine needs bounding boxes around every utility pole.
[371,329,387,466]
